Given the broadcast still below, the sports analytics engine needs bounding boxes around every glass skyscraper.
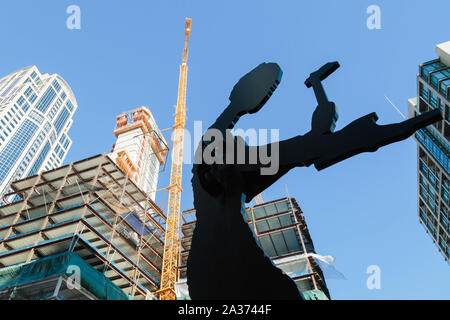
[0,66,77,201]
[408,41,450,262]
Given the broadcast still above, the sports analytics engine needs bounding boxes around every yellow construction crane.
[156,18,192,300]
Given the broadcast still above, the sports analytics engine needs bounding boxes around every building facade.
[177,197,331,300]
[0,66,77,201]
[408,41,450,262]
[110,107,167,201]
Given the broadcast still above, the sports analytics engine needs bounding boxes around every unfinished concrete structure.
[0,154,166,299]
[110,106,168,201]
[177,197,330,300]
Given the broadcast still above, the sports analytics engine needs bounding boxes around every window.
[24,87,33,97]
[256,220,270,233]
[443,190,449,203]
[63,139,70,149]
[34,87,56,113]
[440,79,450,99]
[253,207,266,219]
[1,76,21,97]
[17,96,25,106]
[429,172,436,185]
[48,99,63,120]
[420,85,429,102]
[279,214,293,227]
[22,102,30,112]
[0,120,38,183]
[416,129,450,172]
[430,91,439,109]
[267,217,281,229]
[66,100,75,112]
[52,80,61,92]
[54,107,70,134]
[421,61,446,82]
[28,141,51,176]
[28,93,37,103]
[430,68,450,89]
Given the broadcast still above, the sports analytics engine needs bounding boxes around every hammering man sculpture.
[187,62,441,300]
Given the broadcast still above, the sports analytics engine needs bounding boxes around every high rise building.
[110,107,168,201]
[0,66,77,201]
[408,41,450,262]
[176,197,331,300]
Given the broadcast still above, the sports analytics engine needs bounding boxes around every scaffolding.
[178,197,330,299]
[0,154,167,299]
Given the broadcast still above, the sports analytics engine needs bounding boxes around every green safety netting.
[0,251,132,300]
[302,289,329,300]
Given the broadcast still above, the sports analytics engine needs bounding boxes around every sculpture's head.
[193,63,283,197]
[226,62,283,129]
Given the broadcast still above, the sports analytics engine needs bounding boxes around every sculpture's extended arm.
[239,109,442,201]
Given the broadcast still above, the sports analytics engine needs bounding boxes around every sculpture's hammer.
[305,61,340,134]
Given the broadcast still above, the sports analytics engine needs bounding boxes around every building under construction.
[0,154,169,299]
[0,105,168,300]
[177,197,331,300]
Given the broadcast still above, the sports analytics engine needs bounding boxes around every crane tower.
[157,18,191,300]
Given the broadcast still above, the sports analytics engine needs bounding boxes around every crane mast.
[157,18,191,300]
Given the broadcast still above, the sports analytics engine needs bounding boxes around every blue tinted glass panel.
[66,100,74,112]
[430,91,438,108]
[0,120,38,184]
[24,87,32,97]
[35,87,56,113]
[416,128,450,173]
[430,68,450,88]
[17,96,25,106]
[54,107,70,135]
[28,141,51,176]
[28,93,37,103]
[421,85,429,101]
[52,80,61,92]
[421,62,446,81]
[22,102,30,112]
[441,79,450,99]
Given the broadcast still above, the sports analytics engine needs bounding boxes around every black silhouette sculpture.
[187,62,442,300]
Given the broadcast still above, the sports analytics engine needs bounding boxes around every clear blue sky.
[1,0,449,299]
